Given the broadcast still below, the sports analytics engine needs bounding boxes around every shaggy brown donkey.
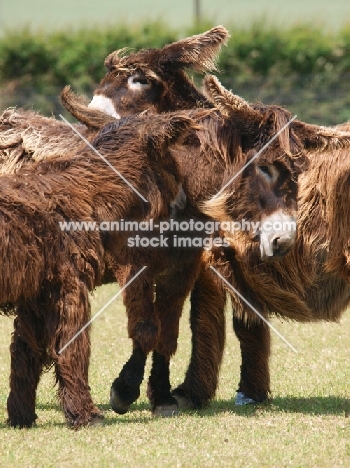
[85,76,350,417]
[0,26,229,173]
[2,98,309,427]
[2,112,197,428]
[3,97,306,426]
[171,91,350,409]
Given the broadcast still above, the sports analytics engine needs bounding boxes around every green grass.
[0,284,349,467]
[2,0,350,32]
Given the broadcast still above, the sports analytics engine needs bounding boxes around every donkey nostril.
[273,236,280,249]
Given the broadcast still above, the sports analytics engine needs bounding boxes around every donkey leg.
[148,261,202,416]
[7,313,48,428]
[147,272,182,416]
[110,346,147,414]
[233,317,271,404]
[148,350,178,417]
[54,281,102,428]
[172,266,226,409]
[110,268,156,414]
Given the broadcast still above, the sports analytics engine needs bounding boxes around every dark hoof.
[110,386,130,414]
[172,391,195,410]
[88,413,104,426]
[172,386,209,409]
[152,404,179,418]
[235,392,258,405]
[67,411,104,429]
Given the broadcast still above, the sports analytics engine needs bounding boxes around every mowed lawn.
[2,0,350,31]
[0,283,349,467]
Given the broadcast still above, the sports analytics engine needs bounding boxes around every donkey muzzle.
[259,211,297,262]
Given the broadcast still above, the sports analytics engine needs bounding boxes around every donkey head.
[202,75,350,261]
[61,26,228,126]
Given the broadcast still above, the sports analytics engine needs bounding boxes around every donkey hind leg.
[172,266,226,409]
[233,317,271,404]
[7,312,49,428]
[54,281,102,428]
[110,270,156,414]
[148,261,202,417]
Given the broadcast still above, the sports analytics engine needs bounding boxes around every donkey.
[171,88,350,410]
[3,97,307,427]
[62,25,229,125]
[3,112,198,428]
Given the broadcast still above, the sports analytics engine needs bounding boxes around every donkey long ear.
[292,120,350,152]
[203,75,262,122]
[139,113,196,158]
[60,86,116,130]
[159,26,229,72]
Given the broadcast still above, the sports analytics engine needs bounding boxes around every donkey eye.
[259,166,272,177]
[132,77,149,85]
[127,75,152,90]
[258,164,279,182]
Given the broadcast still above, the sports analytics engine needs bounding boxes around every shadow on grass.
[35,402,61,411]
[97,401,150,412]
[268,395,350,416]
[0,419,67,430]
[2,396,348,430]
[192,395,350,417]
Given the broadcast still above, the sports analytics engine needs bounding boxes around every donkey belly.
[304,273,350,322]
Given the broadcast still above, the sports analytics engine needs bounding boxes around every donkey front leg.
[110,346,147,414]
[110,269,157,414]
[54,280,102,428]
[7,311,49,428]
[233,317,271,404]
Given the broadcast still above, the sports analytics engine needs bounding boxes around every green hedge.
[1,22,350,124]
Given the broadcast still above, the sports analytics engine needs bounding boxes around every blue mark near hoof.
[235,392,257,405]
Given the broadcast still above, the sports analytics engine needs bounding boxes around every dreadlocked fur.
[2,112,197,428]
[0,108,94,174]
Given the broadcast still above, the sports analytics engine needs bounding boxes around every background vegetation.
[1,22,350,124]
[0,286,349,467]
